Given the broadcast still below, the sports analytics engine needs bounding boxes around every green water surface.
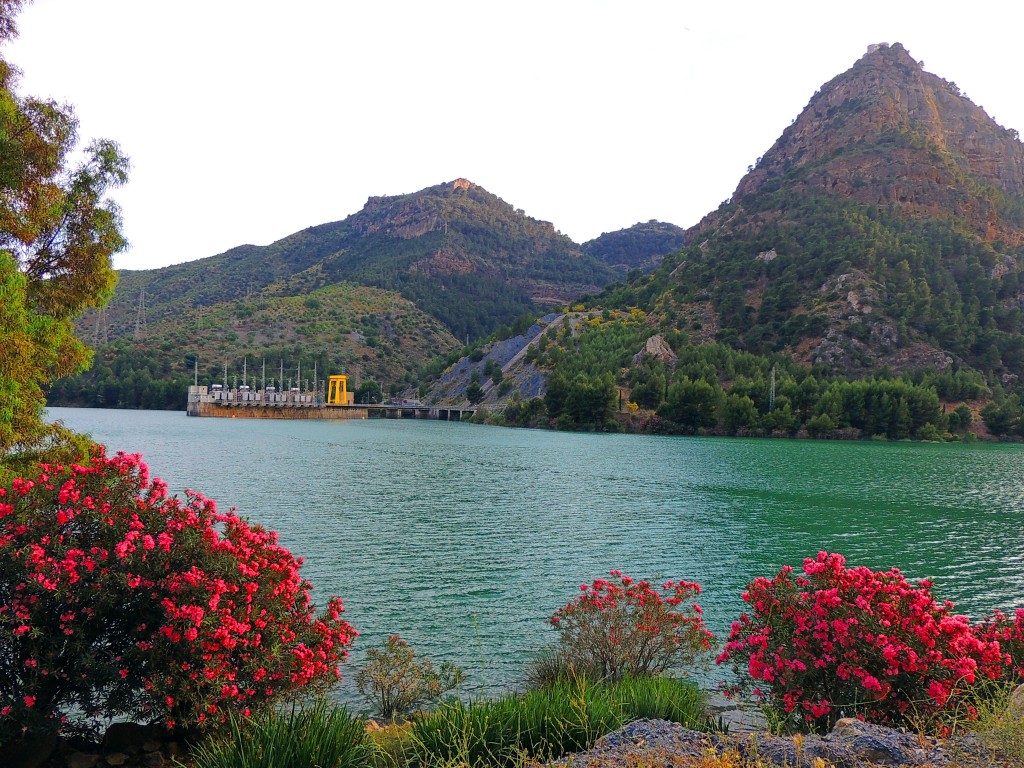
[46,408,1024,699]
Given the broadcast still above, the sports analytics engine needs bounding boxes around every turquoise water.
[46,408,1024,702]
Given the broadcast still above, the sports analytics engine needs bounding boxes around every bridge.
[358,403,476,421]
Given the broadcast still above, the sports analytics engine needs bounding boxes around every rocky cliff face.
[731,43,1024,244]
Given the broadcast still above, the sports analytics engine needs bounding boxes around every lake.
[46,407,1024,703]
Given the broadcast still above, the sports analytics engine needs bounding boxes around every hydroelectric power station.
[186,374,473,421]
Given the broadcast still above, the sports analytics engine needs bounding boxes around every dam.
[186,376,474,422]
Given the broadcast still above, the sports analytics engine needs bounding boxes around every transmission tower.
[93,308,109,345]
[133,288,147,339]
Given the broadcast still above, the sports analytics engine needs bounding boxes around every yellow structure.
[327,375,354,406]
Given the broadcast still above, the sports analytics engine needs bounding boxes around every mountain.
[426,43,1024,439]
[730,43,1024,242]
[582,220,686,273]
[56,179,658,408]
[602,42,1024,381]
[95,179,617,345]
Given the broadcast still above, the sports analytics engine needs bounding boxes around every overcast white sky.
[7,1,1024,271]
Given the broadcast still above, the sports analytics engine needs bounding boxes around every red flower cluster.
[716,552,1011,731]
[550,570,714,680]
[0,448,355,741]
[976,608,1024,680]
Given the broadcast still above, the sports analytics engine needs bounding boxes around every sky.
[6,1,1024,271]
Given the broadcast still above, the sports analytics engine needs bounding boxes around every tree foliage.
[0,5,128,458]
[549,571,713,681]
[508,310,973,440]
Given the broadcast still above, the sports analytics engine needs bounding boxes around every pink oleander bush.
[716,551,1009,733]
[0,448,356,744]
[549,570,714,681]
[977,608,1024,681]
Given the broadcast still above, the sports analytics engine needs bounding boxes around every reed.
[188,698,370,768]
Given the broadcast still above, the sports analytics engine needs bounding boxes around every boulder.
[4,729,59,768]
[1008,683,1024,719]
[102,723,165,754]
[824,718,937,766]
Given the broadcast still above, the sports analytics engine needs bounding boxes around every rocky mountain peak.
[731,42,1024,244]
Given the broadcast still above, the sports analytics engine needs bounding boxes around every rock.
[141,741,162,753]
[548,717,982,768]
[102,723,164,754]
[1008,683,1024,718]
[164,741,188,759]
[4,729,59,768]
[632,334,678,368]
[550,720,724,766]
[103,753,129,767]
[824,718,942,766]
[65,752,101,768]
[142,753,166,768]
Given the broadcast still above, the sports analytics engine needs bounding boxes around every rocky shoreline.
[552,717,1014,768]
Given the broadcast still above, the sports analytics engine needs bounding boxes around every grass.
[181,677,711,768]
[406,675,713,768]
[966,682,1024,765]
[187,698,371,768]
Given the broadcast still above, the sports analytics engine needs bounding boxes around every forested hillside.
[53,282,459,409]
[52,180,644,408]
[582,220,686,273]
[607,43,1024,381]
[428,44,1024,439]
[86,179,617,344]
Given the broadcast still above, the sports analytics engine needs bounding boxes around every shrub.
[356,635,465,720]
[549,571,714,681]
[977,608,1024,680]
[0,449,356,743]
[190,698,370,768]
[716,552,1007,732]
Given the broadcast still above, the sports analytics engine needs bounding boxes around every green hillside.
[88,179,617,345]
[582,220,686,273]
[599,44,1024,381]
[53,282,459,409]
[52,179,643,408]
